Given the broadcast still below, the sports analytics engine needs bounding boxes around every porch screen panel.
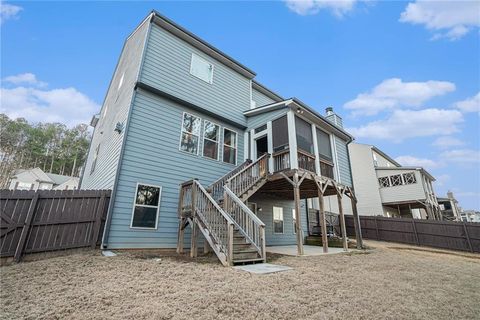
[272,115,288,152]
[295,117,314,154]
[316,129,332,161]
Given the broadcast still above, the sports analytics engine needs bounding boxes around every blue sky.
[1,1,479,209]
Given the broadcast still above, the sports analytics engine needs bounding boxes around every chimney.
[325,107,343,128]
[447,191,455,200]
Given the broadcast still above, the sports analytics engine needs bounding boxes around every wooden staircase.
[178,154,269,266]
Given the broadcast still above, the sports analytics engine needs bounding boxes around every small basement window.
[190,53,214,84]
[180,112,201,155]
[203,120,220,160]
[223,128,237,165]
[273,206,284,234]
[131,183,161,229]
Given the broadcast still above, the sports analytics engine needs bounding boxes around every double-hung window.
[203,121,220,160]
[223,128,237,165]
[273,207,284,234]
[131,183,161,229]
[292,209,297,234]
[180,112,201,155]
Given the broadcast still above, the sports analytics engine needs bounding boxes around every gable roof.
[13,168,55,184]
[46,173,73,185]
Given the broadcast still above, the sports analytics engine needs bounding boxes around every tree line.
[0,114,91,188]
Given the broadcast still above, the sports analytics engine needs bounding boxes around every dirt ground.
[1,241,479,320]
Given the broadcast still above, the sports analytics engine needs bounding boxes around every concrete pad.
[101,250,117,257]
[266,245,347,256]
[234,263,293,274]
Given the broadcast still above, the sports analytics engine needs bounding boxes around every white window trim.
[130,182,162,230]
[273,206,284,234]
[222,127,238,165]
[189,53,214,84]
[202,120,220,161]
[179,112,202,156]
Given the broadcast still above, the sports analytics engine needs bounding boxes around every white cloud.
[1,74,100,127]
[394,155,440,169]
[284,0,358,17]
[454,92,480,113]
[400,0,480,40]
[0,2,22,23]
[431,136,465,149]
[433,174,450,187]
[346,108,463,142]
[3,73,47,87]
[440,149,480,164]
[344,78,455,116]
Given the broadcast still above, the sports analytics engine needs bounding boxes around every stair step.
[233,252,260,260]
[233,257,265,265]
[233,248,258,254]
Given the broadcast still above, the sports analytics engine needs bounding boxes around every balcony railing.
[297,150,316,173]
[320,160,335,179]
[273,150,290,172]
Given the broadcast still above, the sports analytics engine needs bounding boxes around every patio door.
[254,135,268,160]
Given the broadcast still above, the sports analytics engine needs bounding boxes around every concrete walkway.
[266,245,347,256]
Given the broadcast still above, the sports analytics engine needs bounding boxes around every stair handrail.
[191,180,235,265]
[225,153,270,198]
[223,185,266,260]
[208,159,252,201]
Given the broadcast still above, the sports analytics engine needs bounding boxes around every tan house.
[9,168,79,191]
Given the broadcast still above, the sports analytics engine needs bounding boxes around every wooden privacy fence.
[0,189,111,261]
[345,215,480,253]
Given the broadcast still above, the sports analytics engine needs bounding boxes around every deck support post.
[177,219,185,254]
[190,220,198,258]
[203,239,210,254]
[317,186,328,253]
[293,171,304,256]
[336,186,348,252]
[350,194,363,249]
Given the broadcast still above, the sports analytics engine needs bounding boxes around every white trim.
[331,135,340,181]
[249,129,255,161]
[243,99,292,116]
[222,127,238,165]
[311,123,321,175]
[273,206,284,234]
[130,182,162,230]
[202,120,220,161]
[179,112,201,156]
[189,53,214,84]
[267,121,274,173]
[253,133,268,160]
[244,131,249,161]
[287,110,298,169]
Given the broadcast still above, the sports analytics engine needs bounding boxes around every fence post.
[374,216,380,241]
[463,223,474,253]
[14,192,39,262]
[411,218,419,246]
[91,191,107,248]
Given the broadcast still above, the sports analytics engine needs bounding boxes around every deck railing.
[223,186,266,260]
[298,150,316,173]
[226,153,269,198]
[273,150,290,172]
[320,160,335,179]
[208,159,252,202]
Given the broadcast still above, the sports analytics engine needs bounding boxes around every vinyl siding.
[249,195,308,246]
[334,136,352,187]
[377,169,427,203]
[106,89,245,248]
[252,87,277,107]
[139,24,251,127]
[348,143,384,216]
[246,108,288,131]
[81,18,150,190]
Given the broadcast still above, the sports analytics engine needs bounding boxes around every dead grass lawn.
[1,241,479,320]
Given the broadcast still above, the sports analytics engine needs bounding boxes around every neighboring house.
[348,143,441,220]
[9,168,79,191]
[437,191,462,221]
[461,210,480,223]
[80,11,362,266]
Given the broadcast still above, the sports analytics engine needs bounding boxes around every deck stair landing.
[178,154,269,266]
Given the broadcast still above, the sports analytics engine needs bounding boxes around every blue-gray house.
[81,11,362,266]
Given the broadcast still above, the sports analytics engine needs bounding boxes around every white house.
[348,143,441,220]
[9,168,79,191]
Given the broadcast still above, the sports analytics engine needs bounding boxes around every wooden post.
[317,187,328,253]
[14,192,39,262]
[177,219,185,254]
[374,216,380,240]
[190,219,198,258]
[260,226,266,262]
[411,218,419,246]
[91,191,106,248]
[293,172,304,256]
[228,223,234,265]
[350,196,363,249]
[203,239,210,254]
[337,190,348,251]
[463,223,474,253]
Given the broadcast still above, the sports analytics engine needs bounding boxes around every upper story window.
[403,172,417,185]
[90,144,100,174]
[272,115,288,152]
[180,112,201,155]
[190,53,214,84]
[203,120,220,160]
[295,117,314,154]
[223,128,237,165]
[316,129,333,162]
